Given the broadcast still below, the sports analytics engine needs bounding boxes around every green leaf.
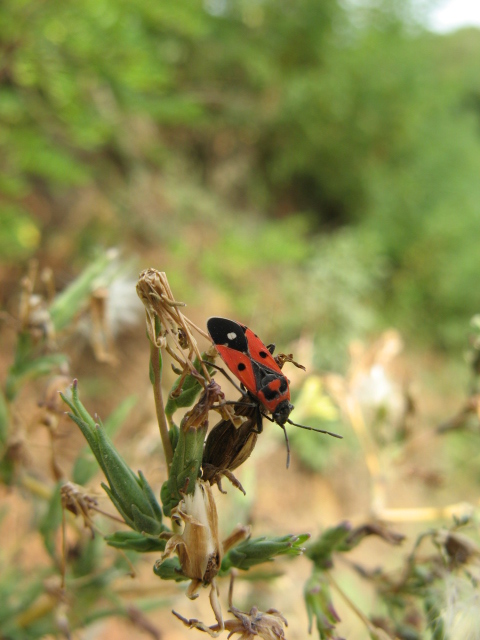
[304,571,341,639]
[160,418,207,517]
[72,394,137,485]
[39,483,63,559]
[0,388,9,448]
[0,205,40,262]
[164,354,215,419]
[105,531,167,553]
[6,352,68,401]
[49,250,120,332]
[153,557,189,582]
[63,381,163,533]
[306,522,352,569]
[221,533,310,572]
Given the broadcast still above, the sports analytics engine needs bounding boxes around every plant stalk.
[150,341,173,468]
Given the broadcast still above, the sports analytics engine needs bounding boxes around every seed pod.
[157,480,223,599]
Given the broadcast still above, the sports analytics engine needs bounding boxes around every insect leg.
[201,360,246,395]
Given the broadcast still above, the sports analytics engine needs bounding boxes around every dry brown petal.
[61,482,98,535]
[159,481,223,589]
[435,530,480,566]
[224,605,288,639]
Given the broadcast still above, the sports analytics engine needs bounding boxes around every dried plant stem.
[344,396,386,517]
[378,501,474,523]
[327,571,386,638]
[19,473,53,500]
[61,508,67,590]
[137,269,236,425]
[90,505,128,524]
[150,340,173,467]
[15,594,58,628]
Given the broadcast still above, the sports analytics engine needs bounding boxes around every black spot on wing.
[207,317,249,352]
[263,386,279,401]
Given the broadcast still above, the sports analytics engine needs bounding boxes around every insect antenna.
[286,419,342,439]
[279,424,291,469]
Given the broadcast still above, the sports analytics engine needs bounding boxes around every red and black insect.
[207,317,341,464]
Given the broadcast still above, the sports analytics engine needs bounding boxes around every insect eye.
[259,351,268,359]
[238,363,246,371]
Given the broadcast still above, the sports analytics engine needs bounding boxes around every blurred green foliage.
[2,0,480,354]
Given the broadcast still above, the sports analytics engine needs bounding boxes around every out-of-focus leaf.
[105,531,167,553]
[0,206,40,262]
[49,250,120,332]
[39,483,63,559]
[221,533,310,573]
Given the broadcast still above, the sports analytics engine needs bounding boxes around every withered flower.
[434,529,480,567]
[61,482,99,536]
[224,605,288,639]
[136,268,207,360]
[173,573,288,639]
[157,480,224,629]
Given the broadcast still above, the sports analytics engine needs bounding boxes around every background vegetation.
[3,0,480,352]
[1,0,480,638]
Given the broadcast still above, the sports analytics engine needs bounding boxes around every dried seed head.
[435,530,480,567]
[158,480,223,593]
[39,376,72,414]
[225,605,288,639]
[136,269,212,377]
[136,268,189,346]
[172,572,287,639]
[441,572,480,639]
[61,482,99,535]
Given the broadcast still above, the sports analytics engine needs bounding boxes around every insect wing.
[243,326,284,377]
[215,344,257,394]
[203,399,260,474]
[243,327,291,411]
[207,316,291,409]
[207,317,249,352]
[207,317,257,394]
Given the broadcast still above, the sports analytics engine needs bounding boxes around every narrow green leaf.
[131,504,164,536]
[164,354,214,418]
[72,395,137,485]
[101,483,135,530]
[153,557,188,582]
[306,522,352,569]
[105,531,166,553]
[49,251,119,332]
[160,420,207,517]
[0,388,9,447]
[138,470,163,523]
[39,483,63,560]
[6,353,68,401]
[221,533,310,572]
[95,425,154,519]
